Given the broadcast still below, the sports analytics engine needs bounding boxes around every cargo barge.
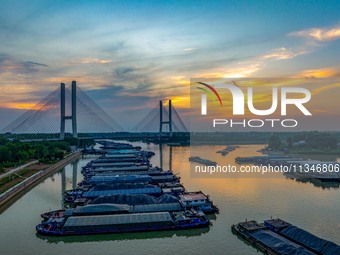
[36,210,209,236]
[65,190,218,214]
[232,219,340,255]
[84,165,152,172]
[83,169,171,179]
[41,202,183,220]
[79,173,179,186]
[92,192,218,214]
[232,220,316,255]
[264,218,340,255]
[64,183,164,202]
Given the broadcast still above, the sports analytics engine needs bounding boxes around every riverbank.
[0,160,39,178]
[0,151,82,210]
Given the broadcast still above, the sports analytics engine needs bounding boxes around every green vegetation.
[287,131,338,150]
[190,132,272,145]
[267,134,284,150]
[0,139,72,172]
[264,131,340,153]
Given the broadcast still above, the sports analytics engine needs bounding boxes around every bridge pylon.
[159,100,172,137]
[60,81,77,139]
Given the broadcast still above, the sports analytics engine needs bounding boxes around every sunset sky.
[1,0,340,131]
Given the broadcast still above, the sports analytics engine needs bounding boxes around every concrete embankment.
[0,151,82,210]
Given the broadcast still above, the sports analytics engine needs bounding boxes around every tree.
[268,134,283,150]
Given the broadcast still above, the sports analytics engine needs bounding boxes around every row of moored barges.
[36,141,218,236]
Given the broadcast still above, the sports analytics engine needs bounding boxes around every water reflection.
[72,160,78,190]
[61,169,66,209]
[158,143,173,171]
[36,226,211,244]
[285,175,340,190]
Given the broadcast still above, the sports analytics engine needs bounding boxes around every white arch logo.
[198,82,312,116]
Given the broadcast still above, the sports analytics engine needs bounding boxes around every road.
[0,160,39,180]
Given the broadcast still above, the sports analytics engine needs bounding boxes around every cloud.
[183,48,198,52]
[111,65,162,95]
[297,68,340,78]
[196,64,261,79]
[290,26,340,42]
[85,85,125,100]
[78,58,111,64]
[2,102,49,110]
[311,82,340,96]
[262,47,305,60]
[0,53,48,74]
[26,61,48,67]
[194,47,305,79]
[114,67,138,78]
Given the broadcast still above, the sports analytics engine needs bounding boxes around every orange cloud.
[197,64,261,79]
[297,68,339,78]
[164,96,190,108]
[3,102,56,110]
[171,76,190,85]
[311,82,340,96]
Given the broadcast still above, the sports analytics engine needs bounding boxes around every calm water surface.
[0,143,339,255]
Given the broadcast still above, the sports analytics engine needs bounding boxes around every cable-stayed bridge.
[133,100,188,135]
[1,81,188,140]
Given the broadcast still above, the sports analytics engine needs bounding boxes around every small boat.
[216,145,239,156]
[189,156,217,166]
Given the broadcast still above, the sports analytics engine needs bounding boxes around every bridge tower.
[159,100,172,137]
[60,81,78,139]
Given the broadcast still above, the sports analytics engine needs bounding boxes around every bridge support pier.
[71,81,77,138]
[60,83,66,140]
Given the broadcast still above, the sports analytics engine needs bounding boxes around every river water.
[0,143,339,255]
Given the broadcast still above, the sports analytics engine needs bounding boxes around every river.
[0,143,339,255]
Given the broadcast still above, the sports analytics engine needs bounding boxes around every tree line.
[267,131,339,151]
[0,138,72,172]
